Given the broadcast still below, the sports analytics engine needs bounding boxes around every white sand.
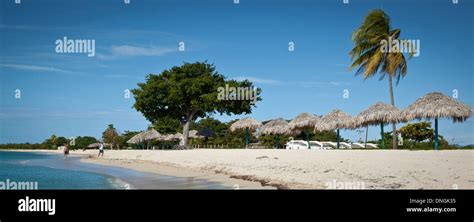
[12,149,474,189]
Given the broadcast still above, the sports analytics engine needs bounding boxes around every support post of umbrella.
[336,129,340,149]
[305,130,311,149]
[380,123,385,149]
[364,126,368,149]
[245,127,249,148]
[434,118,439,150]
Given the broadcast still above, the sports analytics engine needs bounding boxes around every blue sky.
[0,0,473,145]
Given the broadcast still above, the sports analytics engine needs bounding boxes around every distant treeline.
[0,143,52,150]
[1,120,472,150]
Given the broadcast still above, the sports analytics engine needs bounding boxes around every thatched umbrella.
[401,92,473,150]
[86,143,111,149]
[354,102,401,149]
[173,132,183,141]
[159,134,178,141]
[230,117,262,147]
[127,132,144,144]
[260,118,289,149]
[288,112,320,149]
[314,110,353,149]
[142,128,161,141]
[127,128,161,149]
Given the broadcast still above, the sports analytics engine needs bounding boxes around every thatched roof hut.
[260,118,289,135]
[354,102,402,127]
[315,109,354,132]
[142,128,161,141]
[288,112,320,132]
[127,132,144,144]
[229,117,262,132]
[401,92,472,123]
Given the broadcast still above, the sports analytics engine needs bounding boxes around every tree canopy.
[132,61,261,145]
[102,124,120,149]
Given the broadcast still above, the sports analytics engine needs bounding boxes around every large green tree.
[152,117,181,134]
[74,136,98,150]
[132,62,261,146]
[349,9,413,149]
[399,122,434,143]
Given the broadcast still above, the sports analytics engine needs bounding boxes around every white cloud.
[97,45,176,60]
[232,76,350,88]
[0,63,73,73]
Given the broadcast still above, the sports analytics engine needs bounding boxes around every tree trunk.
[182,112,195,147]
[388,75,398,149]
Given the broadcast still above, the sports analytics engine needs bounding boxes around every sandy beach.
[19,149,474,189]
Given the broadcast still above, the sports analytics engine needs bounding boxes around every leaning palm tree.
[349,9,413,149]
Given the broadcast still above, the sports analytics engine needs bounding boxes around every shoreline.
[3,149,276,189]
[2,149,473,189]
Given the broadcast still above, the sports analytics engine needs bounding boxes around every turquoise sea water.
[0,151,122,189]
[0,151,228,189]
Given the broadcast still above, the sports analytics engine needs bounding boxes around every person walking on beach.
[63,142,70,158]
[98,142,104,157]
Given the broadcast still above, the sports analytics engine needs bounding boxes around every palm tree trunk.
[388,75,398,149]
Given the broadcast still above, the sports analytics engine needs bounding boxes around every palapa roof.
[288,112,320,131]
[260,118,289,135]
[126,128,161,144]
[141,128,161,141]
[401,92,473,123]
[229,117,262,132]
[127,132,144,144]
[354,102,402,127]
[315,109,354,132]
[173,132,183,140]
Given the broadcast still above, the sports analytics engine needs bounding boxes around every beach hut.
[354,102,401,149]
[288,113,320,149]
[230,117,262,147]
[401,92,473,150]
[260,118,289,149]
[315,110,354,149]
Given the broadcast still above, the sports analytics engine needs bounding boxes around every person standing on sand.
[63,142,69,158]
[98,142,104,157]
